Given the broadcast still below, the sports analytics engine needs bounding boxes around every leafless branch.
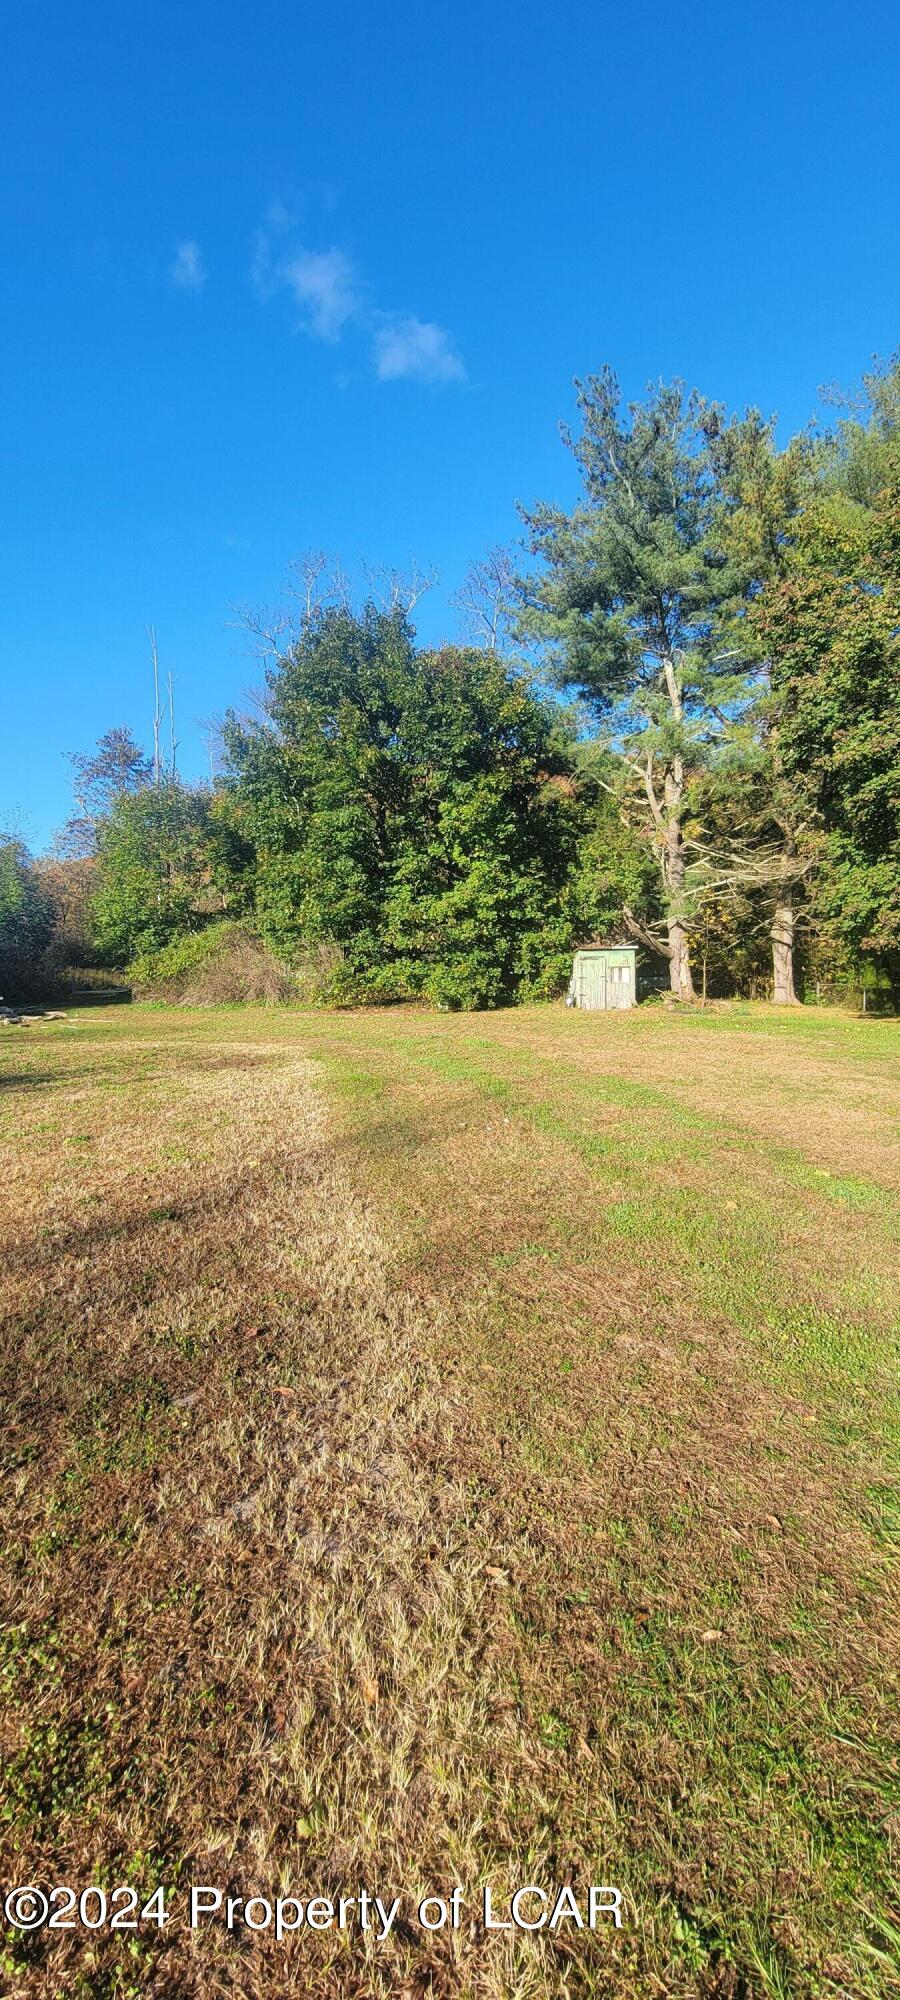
[450,546,518,651]
[195,713,227,784]
[285,549,330,625]
[166,667,178,780]
[147,626,164,787]
[226,598,299,667]
[363,559,438,616]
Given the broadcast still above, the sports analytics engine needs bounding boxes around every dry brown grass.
[1,1004,898,1999]
[129,928,300,1006]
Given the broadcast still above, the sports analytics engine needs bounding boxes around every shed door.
[585,957,606,1009]
[607,963,632,1008]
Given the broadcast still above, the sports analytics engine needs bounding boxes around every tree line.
[3,354,898,1009]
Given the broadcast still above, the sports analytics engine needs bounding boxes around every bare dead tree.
[286,549,354,615]
[229,551,437,738]
[229,549,358,671]
[450,546,518,651]
[147,626,164,787]
[327,555,354,611]
[166,667,178,780]
[674,824,814,1002]
[285,549,329,625]
[362,559,438,617]
[227,597,299,669]
[194,714,228,785]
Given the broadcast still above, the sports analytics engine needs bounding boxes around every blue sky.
[3,0,899,849]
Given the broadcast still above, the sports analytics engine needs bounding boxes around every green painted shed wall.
[570,947,637,1011]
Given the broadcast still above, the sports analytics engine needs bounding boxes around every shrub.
[126,923,343,1006]
[0,838,54,999]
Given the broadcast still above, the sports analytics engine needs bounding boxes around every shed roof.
[574,941,637,955]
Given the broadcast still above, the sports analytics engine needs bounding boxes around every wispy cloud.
[280,248,358,342]
[169,240,205,293]
[252,209,312,297]
[373,314,466,385]
[252,206,465,386]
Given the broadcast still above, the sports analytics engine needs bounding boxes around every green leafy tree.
[224,606,579,1007]
[91,784,212,964]
[519,370,757,998]
[754,476,900,979]
[223,606,415,966]
[561,742,663,954]
[379,645,578,1006]
[816,351,900,506]
[723,357,900,998]
[704,417,817,1000]
[0,836,54,997]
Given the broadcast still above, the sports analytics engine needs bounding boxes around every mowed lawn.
[0,1001,898,2000]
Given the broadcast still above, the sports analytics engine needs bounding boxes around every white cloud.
[169,239,205,292]
[251,208,466,384]
[280,247,358,342]
[373,315,466,385]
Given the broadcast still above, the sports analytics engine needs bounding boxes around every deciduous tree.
[59,727,152,858]
[223,605,578,1006]
[754,477,900,977]
[91,784,212,964]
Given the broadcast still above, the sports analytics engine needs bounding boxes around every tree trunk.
[665,806,695,1001]
[635,677,695,1000]
[771,895,798,1004]
[667,920,695,999]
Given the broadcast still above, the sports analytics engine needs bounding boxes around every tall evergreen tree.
[519,370,756,998]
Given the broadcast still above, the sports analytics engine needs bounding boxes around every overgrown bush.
[126,923,343,1006]
[0,838,54,999]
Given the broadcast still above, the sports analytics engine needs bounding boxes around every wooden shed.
[567,945,637,1011]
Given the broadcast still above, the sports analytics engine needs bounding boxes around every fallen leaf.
[700,1628,723,1643]
[362,1678,379,1707]
[764,1514,783,1531]
[273,1386,297,1398]
[485,1564,507,1580]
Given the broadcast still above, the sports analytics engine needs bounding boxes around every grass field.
[1,1000,898,2000]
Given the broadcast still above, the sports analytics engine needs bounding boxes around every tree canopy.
[4,353,898,1013]
[518,371,762,997]
[221,605,578,1007]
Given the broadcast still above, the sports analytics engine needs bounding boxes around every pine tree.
[519,370,756,999]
